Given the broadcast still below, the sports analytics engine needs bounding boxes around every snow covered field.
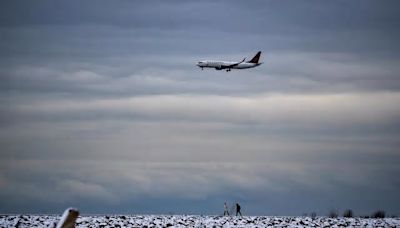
[1,214,399,227]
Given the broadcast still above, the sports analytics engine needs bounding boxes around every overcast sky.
[1,0,400,216]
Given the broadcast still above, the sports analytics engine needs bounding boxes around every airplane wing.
[226,58,246,68]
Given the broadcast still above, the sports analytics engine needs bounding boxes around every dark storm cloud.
[1,0,400,58]
[2,1,399,33]
[1,160,399,215]
[1,0,400,99]
[0,0,400,215]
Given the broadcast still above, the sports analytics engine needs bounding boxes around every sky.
[0,0,400,216]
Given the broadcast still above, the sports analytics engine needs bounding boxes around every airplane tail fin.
[247,51,261,64]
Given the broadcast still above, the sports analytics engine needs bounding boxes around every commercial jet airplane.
[196,51,262,72]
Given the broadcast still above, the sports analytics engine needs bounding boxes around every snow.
[1,215,399,227]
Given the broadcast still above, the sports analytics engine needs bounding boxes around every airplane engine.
[215,65,222,70]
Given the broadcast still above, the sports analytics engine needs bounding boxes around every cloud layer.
[0,0,400,215]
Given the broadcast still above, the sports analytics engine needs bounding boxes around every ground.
[1,215,399,227]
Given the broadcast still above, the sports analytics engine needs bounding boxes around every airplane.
[196,51,262,72]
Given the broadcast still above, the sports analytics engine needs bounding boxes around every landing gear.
[226,69,231,72]
[201,67,203,70]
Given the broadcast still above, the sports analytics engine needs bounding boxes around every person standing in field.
[236,203,242,216]
[223,202,230,216]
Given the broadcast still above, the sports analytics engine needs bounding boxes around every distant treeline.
[303,209,394,219]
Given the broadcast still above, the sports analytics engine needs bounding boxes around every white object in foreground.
[56,208,79,228]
